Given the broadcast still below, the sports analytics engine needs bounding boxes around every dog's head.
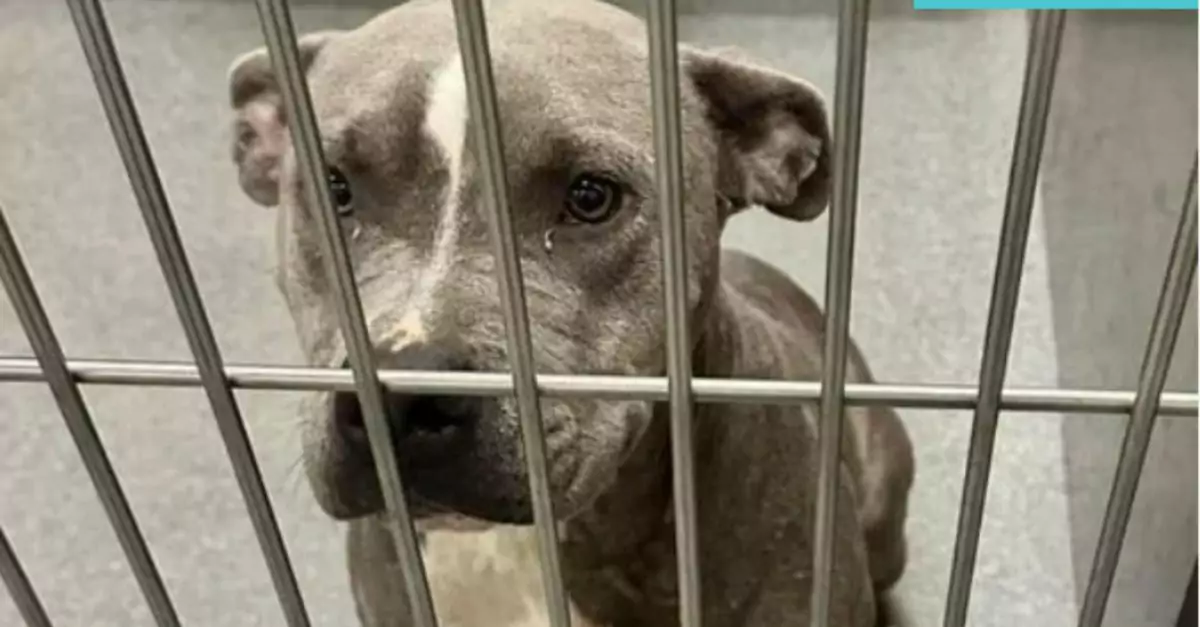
[228,0,831,525]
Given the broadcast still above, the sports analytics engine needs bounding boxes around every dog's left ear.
[684,48,831,222]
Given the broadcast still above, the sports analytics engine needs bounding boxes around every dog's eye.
[327,167,354,216]
[565,174,622,224]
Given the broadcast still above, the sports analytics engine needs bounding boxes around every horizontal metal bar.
[447,1,571,624]
[943,11,1066,627]
[62,0,310,623]
[0,206,179,626]
[0,525,52,627]
[0,357,1195,416]
[1078,158,1199,627]
[250,1,438,625]
[812,0,870,623]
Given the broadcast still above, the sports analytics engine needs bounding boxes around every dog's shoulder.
[719,249,823,327]
[711,248,826,380]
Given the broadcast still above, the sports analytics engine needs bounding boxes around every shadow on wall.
[1040,9,1198,627]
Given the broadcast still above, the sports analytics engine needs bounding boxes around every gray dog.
[227,0,914,625]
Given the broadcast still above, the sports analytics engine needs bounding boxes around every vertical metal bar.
[1176,561,1198,627]
[942,11,1065,627]
[1078,160,1198,627]
[646,0,702,626]
[0,526,52,627]
[446,2,572,625]
[0,203,180,626]
[250,2,438,626]
[810,1,870,625]
[61,1,311,624]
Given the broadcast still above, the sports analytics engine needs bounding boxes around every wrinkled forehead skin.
[275,0,721,373]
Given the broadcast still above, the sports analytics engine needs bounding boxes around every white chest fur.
[421,526,599,627]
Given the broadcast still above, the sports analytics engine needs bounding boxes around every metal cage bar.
[646,0,704,625]
[811,0,870,624]
[61,1,311,623]
[249,2,439,626]
[1,357,1196,415]
[0,526,51,627]
[0,204,180,626]
[942,11,1065,627]
[447,1,572,624]
[1077,159,1198,627]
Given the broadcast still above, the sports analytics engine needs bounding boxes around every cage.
[0,1,1195,626]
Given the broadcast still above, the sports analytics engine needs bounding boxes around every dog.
[227,0,915,625]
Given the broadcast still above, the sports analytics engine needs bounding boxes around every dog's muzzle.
[325,343,534,524]
[332,343,479,464]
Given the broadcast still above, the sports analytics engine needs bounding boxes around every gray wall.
[1040,10,1198,627]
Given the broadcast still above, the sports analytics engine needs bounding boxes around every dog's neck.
[559,281,748,600]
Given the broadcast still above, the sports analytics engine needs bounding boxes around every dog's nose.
[332,343,479,449]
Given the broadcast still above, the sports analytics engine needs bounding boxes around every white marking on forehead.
[425,54,469,173]
[399,53,469,341]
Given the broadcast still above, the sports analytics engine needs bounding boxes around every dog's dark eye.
[327,167,353,216]
[565,174,622,224]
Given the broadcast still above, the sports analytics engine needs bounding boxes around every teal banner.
[915,0,1195,8]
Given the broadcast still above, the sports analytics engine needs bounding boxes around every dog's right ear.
[228,31,340,207]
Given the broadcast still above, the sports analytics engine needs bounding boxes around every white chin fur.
[422,524,601,627]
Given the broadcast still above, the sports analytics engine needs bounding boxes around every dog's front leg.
[717,548,879,627]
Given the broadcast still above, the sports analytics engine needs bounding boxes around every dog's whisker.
[281,452,307,498]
